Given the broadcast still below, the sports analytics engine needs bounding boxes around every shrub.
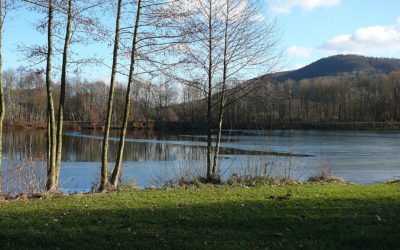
[308,169,345,183]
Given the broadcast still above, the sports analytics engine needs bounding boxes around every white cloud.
[163,0,265,22]
[320,20,400,54]
[288,17,400,58]
[268,0,341,14]
[288,46,314,58]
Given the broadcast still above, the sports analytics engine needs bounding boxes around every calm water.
[1,129,400,193]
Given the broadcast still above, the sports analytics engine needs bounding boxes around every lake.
[1,129,400,193]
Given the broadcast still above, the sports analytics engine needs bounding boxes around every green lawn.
[1,183,399,249]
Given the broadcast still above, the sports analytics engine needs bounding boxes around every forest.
[4,67,400,130]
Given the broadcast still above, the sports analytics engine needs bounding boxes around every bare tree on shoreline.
[99,0,123,191]
[100,0,189,189]
[0,0,6,170]
[19,0,108,192]
[0,0,18,170]
[167,0,279,182]
[45,0,57,191]
[210,0,279,180]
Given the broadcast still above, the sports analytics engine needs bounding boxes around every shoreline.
[2,178,399,201]
[5,121,400,131]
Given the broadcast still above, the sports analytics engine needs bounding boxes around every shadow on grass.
[1,197,399,249]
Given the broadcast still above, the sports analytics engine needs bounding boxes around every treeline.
[172,71,400,128]
[2,67,178,126]
[4,68,400,129]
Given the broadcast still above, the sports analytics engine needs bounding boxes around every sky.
[3,0,400,79]
[269,0,400,70]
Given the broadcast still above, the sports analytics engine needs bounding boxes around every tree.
[21,0,108,191]
[53,0,73,188]
[389,72,400,120]
[109,0,143,189]
[170,0,279,181]
[45,0,57,191]
[99,0,122,191]
[103,0,187,189]
[0,0,17,168]
[0,0,5,168]
[211,0,279,179]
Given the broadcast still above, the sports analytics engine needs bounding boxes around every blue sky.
[3,0,400,79]
[270,0,400,70]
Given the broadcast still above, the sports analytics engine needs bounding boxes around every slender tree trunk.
[206,0,213,182]
[55,0,73,187]
[45,0,57,192]
[211,97,225,178]
[211,0,229,179]
[99,0,123,191]
[0,0,4,169]
[110,0,142,188]
[47,112,51,170]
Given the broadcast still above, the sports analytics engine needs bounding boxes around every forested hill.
[273,54,400,81]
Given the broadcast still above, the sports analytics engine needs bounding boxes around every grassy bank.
[1,183,399,249]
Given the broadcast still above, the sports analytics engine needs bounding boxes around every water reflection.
[1,129,400,193]
[3,129,209,162]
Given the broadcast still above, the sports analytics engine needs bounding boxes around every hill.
[273,54,400,81]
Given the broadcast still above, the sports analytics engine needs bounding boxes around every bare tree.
[168,0,226,182]
[169,0,279,181]
[0,0,19,170]
[105,0,189,189]
[0,0,5,169]
[20,0,109,191]
[54,0,73,187]
[99,0,123,191]
[211,0,279,179]
[108,0,142,188]
[45,0,57,191]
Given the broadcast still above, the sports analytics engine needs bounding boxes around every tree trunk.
[110,0,142,188]
[206,0,213,182]
[211,0,229,180]
[211,97,225,179]
[100,0,123,191]
[45,0,57,192]
[0,0,4,169]
[55,0,73,187]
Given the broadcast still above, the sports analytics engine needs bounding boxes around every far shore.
[5,121,400,131]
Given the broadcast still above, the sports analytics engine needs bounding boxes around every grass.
[1,183,399,249]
